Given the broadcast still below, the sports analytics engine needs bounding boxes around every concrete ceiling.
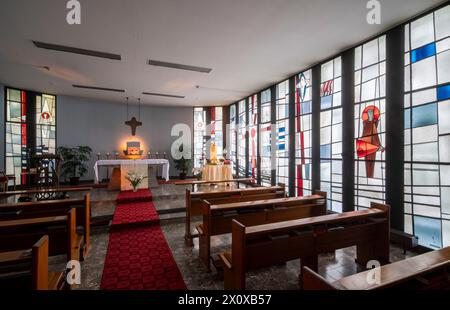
[0,0,445,107]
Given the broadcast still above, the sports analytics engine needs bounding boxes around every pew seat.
[303,246,450,290]
[0,236,67,290]
[219,203,390,290]
[197,192,327,270]
[185,185,286,245]
[0,194,91,258]
[0,209,83,262]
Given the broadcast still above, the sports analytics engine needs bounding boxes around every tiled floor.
[69,183,417,290]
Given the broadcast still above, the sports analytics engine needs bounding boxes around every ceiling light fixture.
[33,41,121,60]
[147,59,212,73]
[72,85,125,92]
[142,92,185,99]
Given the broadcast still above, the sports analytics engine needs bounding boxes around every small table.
[202,164,233,184]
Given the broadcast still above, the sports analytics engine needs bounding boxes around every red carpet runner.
[100,189,186,290]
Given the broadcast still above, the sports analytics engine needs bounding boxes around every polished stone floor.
[64,183,417,290]
[74,220,415,290]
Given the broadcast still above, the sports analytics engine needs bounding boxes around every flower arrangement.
[125,171,148,192]
[192,167,203,180]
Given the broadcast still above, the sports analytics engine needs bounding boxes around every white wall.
[57,95,193,181]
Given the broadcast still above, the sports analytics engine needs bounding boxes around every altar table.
[202,164,233,183]
[93,159,170,184]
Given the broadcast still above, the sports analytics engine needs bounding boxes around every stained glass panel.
[354,36,387,210]
[260,89,272,186]
[295,70,313,197]
[237,100,247,177]
[276,80,290,190]
[404,5,450,249]
[320,58,342,212]
[229,104,237,174]
[248,95,258,179]
[193,107,206,168]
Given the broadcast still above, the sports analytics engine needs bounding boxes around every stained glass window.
[404,5,450,249]
[354,36,387,210]
[248,95,258,179]
[237,100,247,176]
[276,80,290,189]
[229,104,237,174]
[36,94,56,154]
[193,107,206,168]
[295,70,313,197]
[5,88,57,186]
[320,58,343,212]
[5,88,27,185]
[260,89,272,186]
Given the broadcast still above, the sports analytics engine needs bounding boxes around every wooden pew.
[0,209,82,262]
[185,185,286,245]
[219,202,390,290]
[176,178,255,192]
[0,194,91,258]
[0,235,67,290]
[197,192,327,270]
[303,246,450,290]
[0,186,92,200]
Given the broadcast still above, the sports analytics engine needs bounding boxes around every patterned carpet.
[100,189,186,290]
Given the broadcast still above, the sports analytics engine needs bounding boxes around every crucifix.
[125,97,143,136]
[125,117,142,136]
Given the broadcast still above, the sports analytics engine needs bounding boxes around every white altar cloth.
[93,159,170,183]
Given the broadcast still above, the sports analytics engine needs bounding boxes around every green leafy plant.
[57,146,92,182]
[173,143,192,179]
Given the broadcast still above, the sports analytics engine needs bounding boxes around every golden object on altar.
[123,141,144,159]
[210,142,218,164]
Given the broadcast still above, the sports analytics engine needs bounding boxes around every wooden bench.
[0,209,82,262]
[176,178,255,192]
[0,186,92,201]
[197,192,327,270]
[303,246,450,290]
[0,194,91,258]
[185,185,286,245]
[0,235,67,290]
[219,202,390,290]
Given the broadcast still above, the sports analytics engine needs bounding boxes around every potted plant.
[125,171,148,192]
[57,146,93,185]
[173,143,191,180]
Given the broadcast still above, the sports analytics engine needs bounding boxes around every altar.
[93,159,170,190]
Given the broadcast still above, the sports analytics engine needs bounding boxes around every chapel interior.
[0,0,450,291]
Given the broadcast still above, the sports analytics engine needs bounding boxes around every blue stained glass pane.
[410,43,436,63]
[320,144,331,158]
[414,216,442,249]
[321,96,332,110]
[302,101,312,114]
[278,143,286,151]
[437,84,450,101]
[412,103,437,128]
[405,109,411,129]
[304,164,310,179]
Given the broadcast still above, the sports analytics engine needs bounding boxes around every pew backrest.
[184,186,286,244]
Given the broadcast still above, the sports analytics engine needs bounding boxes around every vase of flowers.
[125,171,148,192]
[192,167,203,180]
